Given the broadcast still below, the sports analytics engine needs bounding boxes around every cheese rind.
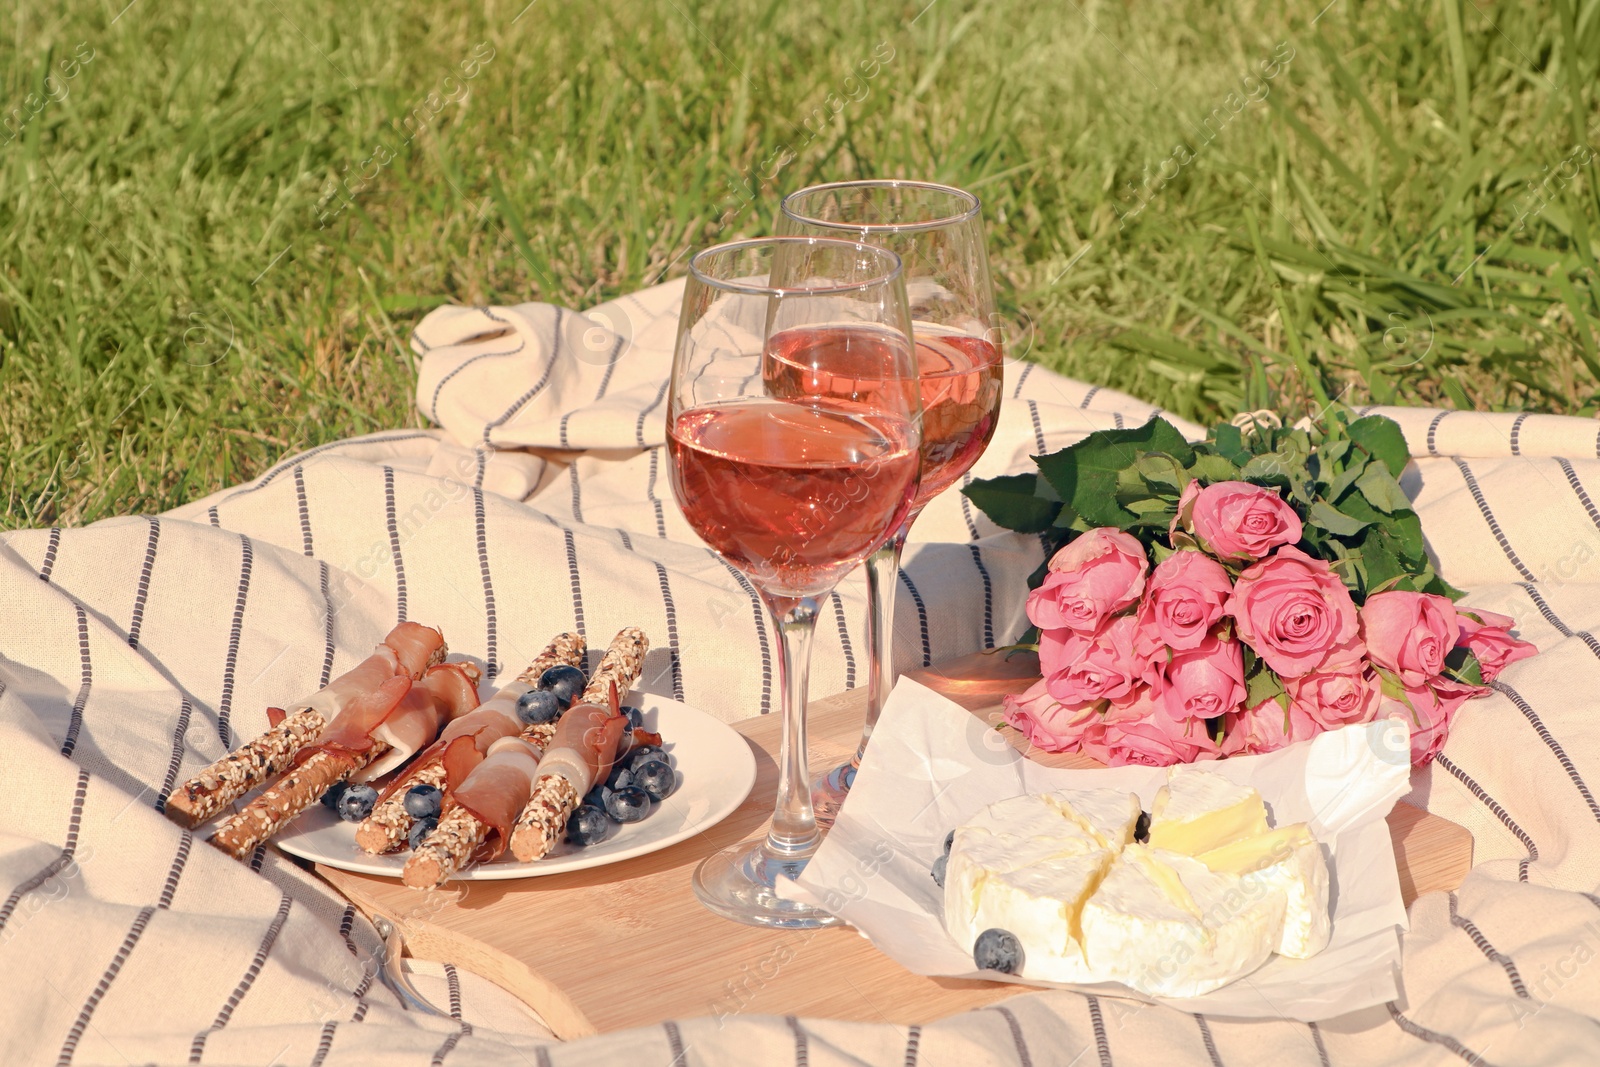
[1198,823,1330,958]
[1148,768,1269,856]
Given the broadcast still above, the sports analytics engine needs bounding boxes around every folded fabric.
[3,279,1600,1064]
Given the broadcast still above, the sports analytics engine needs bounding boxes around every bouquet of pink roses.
[964,413,1535,767]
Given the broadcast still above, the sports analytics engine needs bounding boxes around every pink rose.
[1187,481,1303,561]
[1286,666,1380,730]
[1025,528,1148,633]
[1362,591,1458,687]
[1225,546,1362,678]
[1155,635,1246,722]
[1456,609,1537,682]
[1386,675,1486,766]
[1040,617,1145,705]
[1220,698,1322,757]
[1170,480,1201,540]
[1079,689,1221,767]
[1135,550,1232,654]
[1001,678,1098,753]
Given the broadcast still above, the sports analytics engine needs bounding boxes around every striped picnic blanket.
[3,277,1600,1064]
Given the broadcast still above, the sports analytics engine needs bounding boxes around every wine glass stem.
[765,594,823,855]
[858,513,917,763]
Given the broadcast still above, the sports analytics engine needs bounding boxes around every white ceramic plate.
[277,693,757,880]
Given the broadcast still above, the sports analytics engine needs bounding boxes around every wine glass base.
[692,840,843,929]
[810,760,857,829]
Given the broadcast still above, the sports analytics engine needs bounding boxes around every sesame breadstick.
[208,746,385,859]
[165,708,325,826]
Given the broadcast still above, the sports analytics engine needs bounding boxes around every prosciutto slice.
[356,663,482,781]
[535,699,628,796]
[449,737,548,860]
[379,680,533,803]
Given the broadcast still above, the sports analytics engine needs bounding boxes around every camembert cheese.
[943,775,1333,997]
[1147,768,1269,856]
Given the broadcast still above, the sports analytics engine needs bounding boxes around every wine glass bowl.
[778,180,1004,824]
[666,237,923,927]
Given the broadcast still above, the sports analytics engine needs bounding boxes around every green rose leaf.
[1348,414,1410,477]
[1323,453,1369,504]
[1245,663,1287,709]
[1307,500,1371,537]
[1037,417,1196,530]
[1134,452,1190,492]
[1187,452,1240,483]
[1354,463,1412,515]
[1210,423,1250,465]
[962,473,1061,533]
[1444,645,1485,686]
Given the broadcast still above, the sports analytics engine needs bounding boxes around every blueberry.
[407,816,438,850]
[1134,810,1151,844]
[516,688,563,726]
[931,853,948,888]
[841,765,857,789]
[973,928,1024,975]
[538,664,587,709]
[620,705,644,729]
[605,764,636,792]
[633,759,675,801]
[336,783,378,823]
[583,785,607,810]
[623,745,663,772]
[567,804,610,846]
[943,829,956,856]
[403,784,442,820]
[321,780,349,811]
[604,786,651,823]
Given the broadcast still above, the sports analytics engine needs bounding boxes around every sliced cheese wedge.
[1198,822,1330,958]
[1148,768,1269,856]
[945,792,1134,982]
[1082,845,1284,998]
[1044,788,1143,853]
[946,841,1112,983]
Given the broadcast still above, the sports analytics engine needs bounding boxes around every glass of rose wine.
[667,236,924,928]
[776,180,1003,825]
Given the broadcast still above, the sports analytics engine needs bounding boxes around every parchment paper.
[779,677,1413,1021]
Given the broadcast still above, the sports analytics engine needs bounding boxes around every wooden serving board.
[315,651,1474,1039]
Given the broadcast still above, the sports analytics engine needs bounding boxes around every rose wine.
[668,398,919,598]
[763,325,1002,511]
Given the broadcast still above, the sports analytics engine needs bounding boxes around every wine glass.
[667,236,924,928]
[777,180,1003,825]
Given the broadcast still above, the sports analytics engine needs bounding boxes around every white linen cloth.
[3,278,1600,1064]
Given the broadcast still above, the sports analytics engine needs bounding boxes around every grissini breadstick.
[207,662,478,860]
[403,627,649,888]
[356,633,586,854]
[164,707,324,826]
[209,747,383,860]
[165,622,446,827]
[507,684,626,863]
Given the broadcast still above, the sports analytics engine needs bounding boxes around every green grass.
[2,0,1598,529]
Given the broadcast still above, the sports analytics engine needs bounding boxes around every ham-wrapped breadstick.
[207,662,479,860]
[507,687,629,863]
[356,633,586,854]
[403,627,648,888]
[165,622,446,826]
